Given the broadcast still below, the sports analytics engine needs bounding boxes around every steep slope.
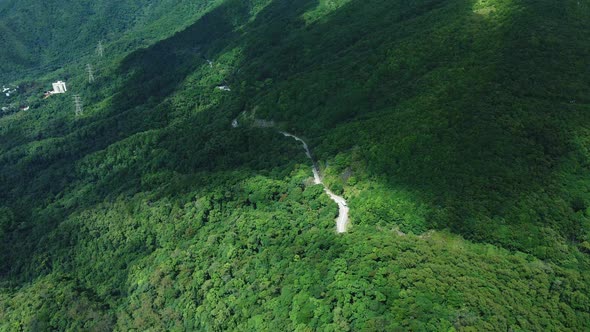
[0,0,222,80]
[0,23,33,75]
[1,0,589,330]
[231,0,590,256]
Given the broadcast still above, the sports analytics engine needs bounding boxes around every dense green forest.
[0,0,223,80]
[1,0,590,330]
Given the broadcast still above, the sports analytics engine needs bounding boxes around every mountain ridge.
[1,0,589,330]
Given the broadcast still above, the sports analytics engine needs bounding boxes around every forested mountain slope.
[0,0,222,80]
[1,0,589,330]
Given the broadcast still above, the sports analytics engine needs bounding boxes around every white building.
[52,81,67,94]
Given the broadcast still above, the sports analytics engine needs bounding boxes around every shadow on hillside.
[4,0,589,289]
[0,0,321,284]
[186,0,589,253]
[293,0,590,252]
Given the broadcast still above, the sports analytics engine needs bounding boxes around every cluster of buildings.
[1,85,20,114]
[2,85,18,97]
[1,80,69,115]
[4,81,67,100]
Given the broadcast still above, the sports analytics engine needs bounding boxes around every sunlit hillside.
[1,0,589,330]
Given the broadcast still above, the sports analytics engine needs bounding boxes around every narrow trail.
[280,132,350,233]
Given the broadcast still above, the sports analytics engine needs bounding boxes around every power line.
[3,45,96,79]
[3,39,105,80]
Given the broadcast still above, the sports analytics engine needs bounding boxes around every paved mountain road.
[280,132,350,233]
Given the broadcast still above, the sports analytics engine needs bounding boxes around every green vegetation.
[0,0,223,80]
[1,0,589,330]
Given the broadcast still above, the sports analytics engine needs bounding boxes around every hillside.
[0,0,222,80]
[1,0,590,330]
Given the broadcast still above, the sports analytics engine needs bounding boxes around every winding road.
[280,132,350,233]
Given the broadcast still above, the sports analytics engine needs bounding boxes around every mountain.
[0,0,222,80]
[1,0,589,330]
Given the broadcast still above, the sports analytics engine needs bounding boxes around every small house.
[52,81,67,94]
[44,81,67,98]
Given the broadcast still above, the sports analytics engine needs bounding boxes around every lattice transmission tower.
[73,95,83,116]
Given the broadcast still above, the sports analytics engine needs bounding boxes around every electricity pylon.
[86,64,95,83]
[73,95,83,116]
[96,40,104,57]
